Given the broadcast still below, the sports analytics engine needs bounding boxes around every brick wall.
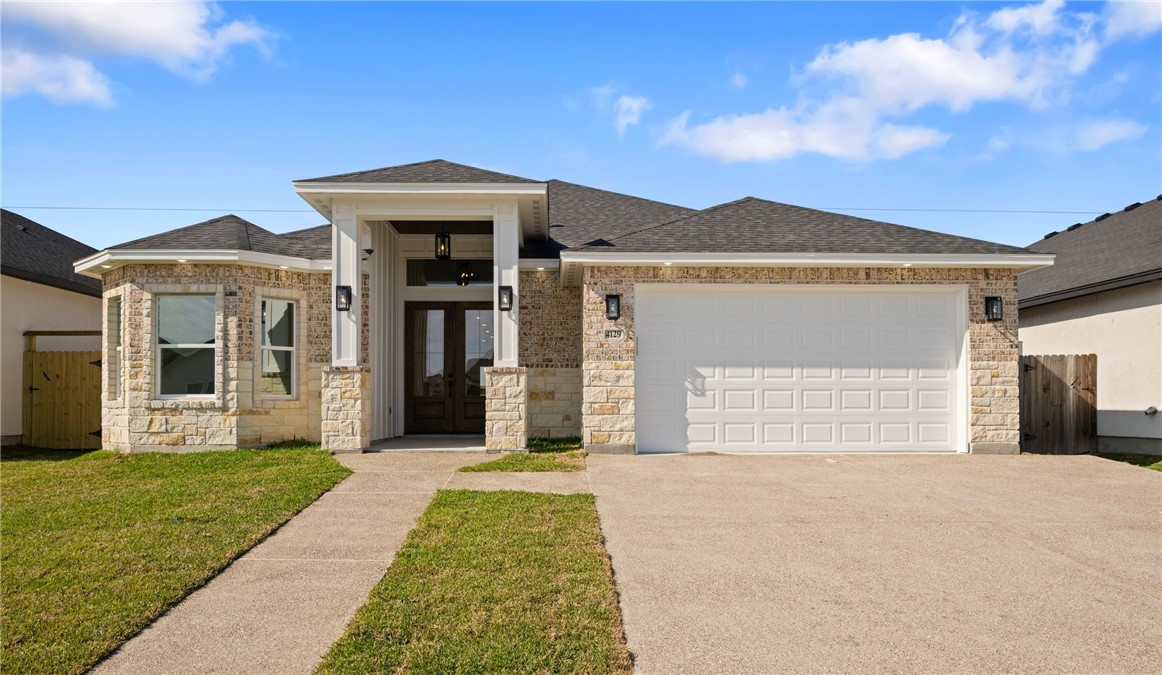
[581,265,1020,454]
[519,269,582,438]
[101,263,332,451]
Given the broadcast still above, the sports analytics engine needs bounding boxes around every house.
[73,160,1053,455]
[1018,196,1162,454]
[1,209,103,445]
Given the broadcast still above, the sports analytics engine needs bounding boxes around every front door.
[405,302,493,434]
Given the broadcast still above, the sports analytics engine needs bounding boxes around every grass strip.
[1095,453,1162,472]
[317,489,631,674]
[460,437,586,473]
[1,446,350,675]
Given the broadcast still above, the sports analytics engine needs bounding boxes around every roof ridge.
[111,213,252,249]
[581,196,756,249]
[546,179,695,212]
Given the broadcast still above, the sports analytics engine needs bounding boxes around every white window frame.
[259,297,298,399]
[156,294,218,400]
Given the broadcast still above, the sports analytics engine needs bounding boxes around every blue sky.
[3,1,1160,250]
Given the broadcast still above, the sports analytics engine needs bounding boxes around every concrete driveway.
[588,454,1162,674]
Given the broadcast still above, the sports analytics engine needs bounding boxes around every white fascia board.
[74,249,331,278]
[293,182,548,196]
[517,259,561,270]
[559,251,1056,270]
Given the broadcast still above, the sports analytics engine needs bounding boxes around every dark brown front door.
[405,302,492,434]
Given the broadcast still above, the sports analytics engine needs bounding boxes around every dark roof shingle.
[110,215,331,260]
[297,159,540,184]
[1019,196,1162,305]
[573,197,1033,255]
[1,209,101,296]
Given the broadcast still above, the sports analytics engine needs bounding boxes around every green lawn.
[1,445,350,675]
[1096,453,1162,471]
[317,490,632,674]
[460,437,586,473]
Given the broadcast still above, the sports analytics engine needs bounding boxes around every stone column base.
[321,366,371,453]
[484,366,528,453]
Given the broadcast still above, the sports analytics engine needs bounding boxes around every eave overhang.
[557,251,1056,286]
[74,249,331,279]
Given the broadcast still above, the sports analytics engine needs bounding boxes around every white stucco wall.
[1018,281,1162,444]
[1,275,101,439]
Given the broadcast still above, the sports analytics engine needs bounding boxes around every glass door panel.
[463,308,494,397]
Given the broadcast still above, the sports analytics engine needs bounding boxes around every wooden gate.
[1019,354,1097,455]
[22,350,102,449]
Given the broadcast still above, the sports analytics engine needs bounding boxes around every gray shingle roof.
[1,209,101,296]
[105,161,1039,262]
[572,196,1033,255]
[110,215,331,260]
[1019,195,1162,306]
[297,159,540,184]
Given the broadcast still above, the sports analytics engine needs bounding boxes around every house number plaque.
[603,327,626,346]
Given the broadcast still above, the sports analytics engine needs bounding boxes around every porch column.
[492,201,520,366]
[331,201,361,366]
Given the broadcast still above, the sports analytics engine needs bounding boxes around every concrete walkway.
[589,453,1162,674]
[95,451,490,675]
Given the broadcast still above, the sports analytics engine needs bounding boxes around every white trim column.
[492,201,520,366]
[331,201,361,366]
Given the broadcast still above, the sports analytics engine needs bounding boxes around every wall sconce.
[335,285,352,312]
[434,232,451,260]
[605,294,621,321]
[456,262,475,287]
[984,296,1003,321]
[498,285,514,312]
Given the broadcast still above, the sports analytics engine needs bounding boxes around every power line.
[2,204,1106,216]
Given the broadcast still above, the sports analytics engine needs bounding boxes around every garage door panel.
[635,288,962,453]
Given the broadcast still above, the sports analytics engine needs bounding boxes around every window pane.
[260,349,293,396]
[158,295,215,345]
[412,309,444,397]
[463,309,493,397]
[109,297,122,345]
[262,300,295,348]
[405,260,494,287]
[160,347,215,395]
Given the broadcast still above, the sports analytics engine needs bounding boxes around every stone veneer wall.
[518,270,582,437]
[581,266,1020,454]
[321,366,371,452]
[100,263,333,451]
[484,366,528,451]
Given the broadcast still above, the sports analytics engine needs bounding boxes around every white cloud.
[588,84,651,135]
[1104,0,1162,39]
[987,0,1066,35]
[1070,117,1148,150]
[2,1,273,105]
[1,48,113,106]
[730,73,748,89]
[662,1,1148,163]
[979,135,1013,159]
[614,95,651,135]
[661,104,948,162]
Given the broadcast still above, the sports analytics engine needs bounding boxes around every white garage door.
[635,286,965,453]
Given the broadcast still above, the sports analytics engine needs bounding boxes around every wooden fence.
[21,331,102,449]
[1019,354,1097,455]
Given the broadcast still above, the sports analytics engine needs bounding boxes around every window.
[108,297,122,399]
[405,259,494,286]
[158,295,216,396]
[260,299,295,396]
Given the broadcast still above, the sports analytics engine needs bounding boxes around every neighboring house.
[1,209,103,445]
[1018,196,1162,454]
[74,160,1053,455]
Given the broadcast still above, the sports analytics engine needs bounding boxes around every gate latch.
[1023,432,1038,441]
[1023,363,1037,373]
